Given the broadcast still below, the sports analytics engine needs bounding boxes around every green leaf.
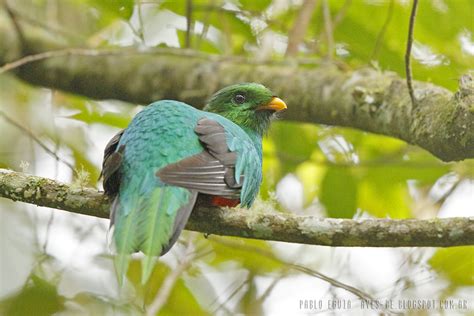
[88,0,134,20]
[326,0,474,90]
[269,121,319,173]
[71,292,142,314]
[238,0,272,11]
[358,178,411,218]
[351,133,407,161]
[295,161,326,206]
[0,275,65,316]
[70,110,130,129]
[240,276,263,315]
[161,0,255,51]
[126,260,208,315]
[266,6,298,35]
[176,30,221,54]
[208,237,281,273]
[262,122,320,199]
[56,94,132,128]
[72,149,100,186]
[208,10,254,43]
[66,0,134,33]
[261,137,282,199]
[355,159,448,218]
[320,167,357,218]
[429,246,474,286]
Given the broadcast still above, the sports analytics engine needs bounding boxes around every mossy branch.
[0,13,473,162]
[1,169,473,248]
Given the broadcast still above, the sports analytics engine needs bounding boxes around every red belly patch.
[211,196,240,207]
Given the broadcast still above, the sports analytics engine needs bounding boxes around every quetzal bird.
[100,83,286,284]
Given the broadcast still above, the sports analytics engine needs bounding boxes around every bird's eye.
[233,94,246,104]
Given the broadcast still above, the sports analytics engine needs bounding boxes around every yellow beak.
[257,97,287,112]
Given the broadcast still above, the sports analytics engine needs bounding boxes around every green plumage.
[102,83,286,284]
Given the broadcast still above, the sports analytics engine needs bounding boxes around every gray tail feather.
[160,191,198,255]
[109,197,120,228]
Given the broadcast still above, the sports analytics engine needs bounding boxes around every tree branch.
[285,0,319,57]
[0,14,473,161]
[1,169,473,248]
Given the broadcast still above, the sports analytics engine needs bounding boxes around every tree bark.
[1,169,473,248]
[0,14,473,162]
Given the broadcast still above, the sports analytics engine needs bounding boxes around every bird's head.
[204,83,287,136]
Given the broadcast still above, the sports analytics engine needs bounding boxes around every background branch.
[1,169,473,248]
[285,0,319,57]
[0,14,472,162]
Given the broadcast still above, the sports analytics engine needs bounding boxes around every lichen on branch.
[1,169,473,248]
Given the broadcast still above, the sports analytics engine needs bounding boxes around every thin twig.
[207,278,240,314]
[136,0,146,44]
[51,96,61,179]
[3,1,27,48]
[0,111,75,172]
[434,178,461,207]
[315,0,351,53]
[126,21,144,43]
[405,0,419,107]
[210,237,398,315]
[0,48,114,74]
[42,212,55,253]
[126,0,146,44]
[185,0,193,48]
[196,0,214,49]
[291,264,373,301]
[332,0,352,27]
[322,0,334,59]
[209,237,375,303]
[146,236,196,315]
[371,0,394,60]
[212,275,250,314]
[254,269,288,304]
[285,0,319,57]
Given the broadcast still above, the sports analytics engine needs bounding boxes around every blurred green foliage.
[0,275,65,316]
[127,260,209,315]
[430,246,474,286]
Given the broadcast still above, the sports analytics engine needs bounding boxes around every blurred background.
[0,0,473,315]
